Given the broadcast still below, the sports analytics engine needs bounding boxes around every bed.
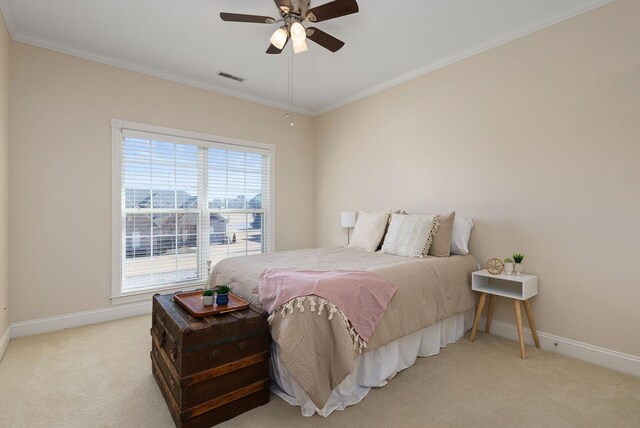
[207,246,479,416]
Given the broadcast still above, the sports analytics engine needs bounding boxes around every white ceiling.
[1,0,613,115]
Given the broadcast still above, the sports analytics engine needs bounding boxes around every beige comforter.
[209,247,478,408]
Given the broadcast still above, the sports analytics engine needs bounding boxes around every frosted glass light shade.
[293,39,308,54]
[290,22,306,42]
[341,211,357,228]
[270,28,288,50]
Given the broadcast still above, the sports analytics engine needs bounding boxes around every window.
[111,120,273,302]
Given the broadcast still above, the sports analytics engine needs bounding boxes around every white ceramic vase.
[514,263,523,275]
[202,295,215,306]
[504,263,514,275]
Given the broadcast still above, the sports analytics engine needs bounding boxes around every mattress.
[209,246,476,314]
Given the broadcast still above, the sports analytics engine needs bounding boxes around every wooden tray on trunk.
[174,291,249,317]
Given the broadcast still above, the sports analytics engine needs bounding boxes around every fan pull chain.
[286,50,294,127]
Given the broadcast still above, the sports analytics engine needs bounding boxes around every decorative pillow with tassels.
[381,214,439,258]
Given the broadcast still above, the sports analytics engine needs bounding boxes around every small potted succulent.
[513,253,524,275]
[503,257,514,275]
[202,288,215,306]
[216,285,231,306]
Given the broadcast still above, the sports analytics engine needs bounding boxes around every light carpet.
[0,315,638,427]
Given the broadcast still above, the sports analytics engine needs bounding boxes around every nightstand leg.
[523,299,541,348]
[513,300,526,359]
[485,295,496,334]
[469,292,487,343]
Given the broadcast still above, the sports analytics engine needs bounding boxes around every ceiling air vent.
[217,72,245,82]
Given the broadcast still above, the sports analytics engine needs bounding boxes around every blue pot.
[216,293,229,305]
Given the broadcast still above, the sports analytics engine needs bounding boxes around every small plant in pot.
[503,257,514,275]
[202,288,215,306]
[513,253,524,275]
[216,284,231,306]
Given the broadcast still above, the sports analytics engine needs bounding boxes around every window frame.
[111,119,276,305]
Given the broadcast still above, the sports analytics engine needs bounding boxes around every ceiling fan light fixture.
[293,39,308,54]
[220,0,359,54]
[290,22,306,42]
[270,27,288,50]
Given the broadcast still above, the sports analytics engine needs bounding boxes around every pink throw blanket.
[258,269,396,342]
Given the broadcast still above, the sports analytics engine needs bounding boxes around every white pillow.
[348,211,390,252]
[450,217,474,255]
[381,214,438,258]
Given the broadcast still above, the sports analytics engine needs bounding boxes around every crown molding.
[0,0,17,37]
[5,24,314,117]
[0,0,313,114]
[11,31,314,116]
[313,0,616,116]
[1,0,616,117]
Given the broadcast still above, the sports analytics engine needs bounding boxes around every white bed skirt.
[269,307,476,417]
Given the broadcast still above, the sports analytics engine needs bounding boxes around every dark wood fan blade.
[306,0,359,23]
[220,13,275,24]
[306,27,345,52]
[273,0,293,13]
[266,37,289,54]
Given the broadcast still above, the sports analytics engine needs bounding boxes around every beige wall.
[4,0,640,359]
[0,14,9,337]
[314,0,640,356]
[9,43,315,322]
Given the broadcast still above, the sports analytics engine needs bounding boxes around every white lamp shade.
[292,39,308,54]
[290,22,306,42]
[270,28,288,50]
[341,211,357,228]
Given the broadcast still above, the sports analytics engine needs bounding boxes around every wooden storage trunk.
[151,293,271,428]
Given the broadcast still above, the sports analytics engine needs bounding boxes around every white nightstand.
[469,269,540,359]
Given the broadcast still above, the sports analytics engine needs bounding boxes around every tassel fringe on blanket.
[267,296,368,354]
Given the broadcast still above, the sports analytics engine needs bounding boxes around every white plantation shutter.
[113,122,273,296]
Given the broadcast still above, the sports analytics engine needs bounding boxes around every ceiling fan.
[220,0,359,54]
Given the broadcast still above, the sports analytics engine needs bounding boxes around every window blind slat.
[118,130,271,294]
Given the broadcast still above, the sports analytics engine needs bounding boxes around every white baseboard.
[6,302,639,379]
[478,317,640,378]
[0,325,10,361]
[10,301,152,339]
